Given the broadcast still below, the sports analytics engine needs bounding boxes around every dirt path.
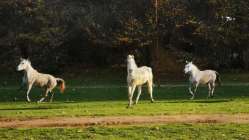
[1,114,249,128]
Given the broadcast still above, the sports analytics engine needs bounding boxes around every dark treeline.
[0,0,248,74]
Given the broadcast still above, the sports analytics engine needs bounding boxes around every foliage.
[0,0,248,72]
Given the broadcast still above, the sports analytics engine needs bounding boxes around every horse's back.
[128,66,153,85]
[35,73,57,88]
[202,70,217,76]
[199,70,217,84]
[139,66,152,74]
[132,66,152,77]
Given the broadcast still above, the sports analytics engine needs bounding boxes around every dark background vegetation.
[0,0,248,80]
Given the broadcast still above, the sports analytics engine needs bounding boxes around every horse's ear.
[20,57,24,61]
[185,60,189,64]
[26,58,31,63]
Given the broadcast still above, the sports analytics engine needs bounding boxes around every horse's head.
[127,54,134,61]
[184,61,193,74]
[17,58,31,71]
[127,54,137,70]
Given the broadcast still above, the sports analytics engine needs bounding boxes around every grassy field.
[1,124,249,140]
[1,73,249,139]
[0,84,249,118]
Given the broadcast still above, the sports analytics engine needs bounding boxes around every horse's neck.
[190,66,201,78]
[25,64,37,78]
[128,59,138,70]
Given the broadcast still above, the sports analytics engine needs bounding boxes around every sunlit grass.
[1,124,249,140]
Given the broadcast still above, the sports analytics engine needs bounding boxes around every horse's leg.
[26,83,33,102]
[38,88,50,103]
[147,80,154,103]
[193,82,199,99]
[207,83,211,98]
[188,83,194,99]
[190,83,198,100]
[50,81,58,102]
[135,86,142,104]
[194,82,199,94]
[127,85,136,108]
[127,85,132,107]
[50,91,55,102]
[211,82,216,98]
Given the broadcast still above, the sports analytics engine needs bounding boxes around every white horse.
[184,61,221,99]
[17,58,66,102]
[127,55,154,107]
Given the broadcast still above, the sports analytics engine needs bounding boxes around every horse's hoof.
[190,97,195,100]
[126,105,133,108]
[151,100,155,103]
[37,100,43,103]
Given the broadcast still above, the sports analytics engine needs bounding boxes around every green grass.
[0,85,249,118]
[1,124,249,139]
[1,74,249,139]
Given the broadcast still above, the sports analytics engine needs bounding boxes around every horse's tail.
[56,78,66,93]
[215,72,221,86]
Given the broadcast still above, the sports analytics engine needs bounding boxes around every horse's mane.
[27,59,31,64]
[191,63,200,72]
[24,60,38,73]
[128,58,138,69]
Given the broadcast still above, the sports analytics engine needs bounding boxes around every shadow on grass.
[1,85,249,102]
[193,99,233,103]
[159,99,232,104]
[0,106,62,111]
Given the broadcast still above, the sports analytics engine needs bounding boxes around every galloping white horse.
[127,55,154,107]
[17,58,66,102]
[184,61,221,99]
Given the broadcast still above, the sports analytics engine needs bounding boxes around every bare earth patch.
[1,114,249,128]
